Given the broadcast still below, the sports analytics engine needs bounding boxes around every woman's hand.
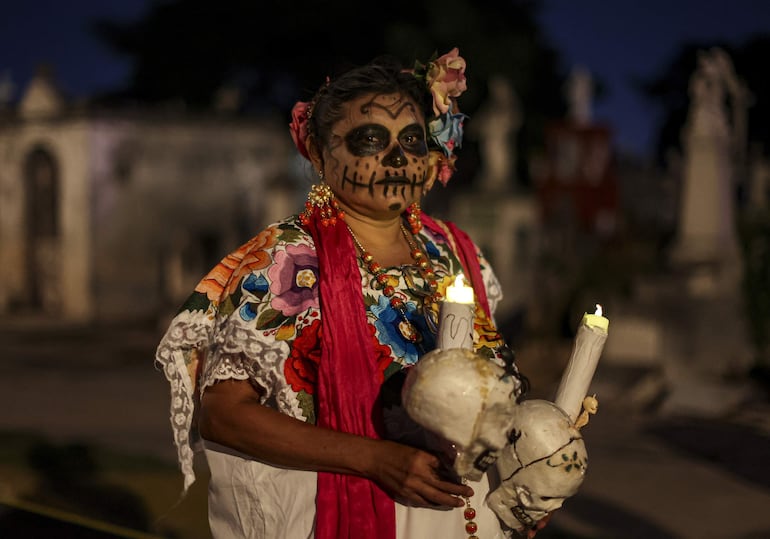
[201,379,472,507]
[365,440,473,508]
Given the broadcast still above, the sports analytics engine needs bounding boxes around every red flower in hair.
[289,101,311,160]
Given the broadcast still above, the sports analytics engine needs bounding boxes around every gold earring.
[299,171,345,227]
[407,202,422,234]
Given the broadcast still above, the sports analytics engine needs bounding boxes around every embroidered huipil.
[156,215,514,538]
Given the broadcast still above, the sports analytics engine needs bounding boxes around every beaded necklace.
[348,222,481,538]
[462,478,480,539]
[347,223,440,345]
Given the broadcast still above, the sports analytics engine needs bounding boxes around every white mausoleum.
[0,70,295,324]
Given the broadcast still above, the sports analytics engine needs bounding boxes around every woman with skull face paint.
[156,49,533,539]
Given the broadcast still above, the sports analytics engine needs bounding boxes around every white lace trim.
[200,353,253,388]
[155,308,213,493]
[204,315,298,411]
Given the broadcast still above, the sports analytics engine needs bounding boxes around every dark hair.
[306,56,432,154]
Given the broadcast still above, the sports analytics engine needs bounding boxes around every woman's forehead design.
[343,93,421,124]
[360,95,418,120]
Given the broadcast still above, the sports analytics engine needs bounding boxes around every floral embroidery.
[238,274,270,321]
[268,243,320,316]
[243,273,269,294]
[474,303,505,353]
[181,216,504,428]
[372,295,423,364]
[284,318,322,395]
[369,324,396,384]
[424,240,440,258]
[195,226,279,302]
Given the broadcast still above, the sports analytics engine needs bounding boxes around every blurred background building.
[1,1,769,537]
[0,68,293,322]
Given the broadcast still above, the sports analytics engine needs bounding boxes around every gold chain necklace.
[347,223,440,344]
[348,223,479,537]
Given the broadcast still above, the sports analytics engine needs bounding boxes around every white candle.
[437,274,475,350]
[554,304,609,422]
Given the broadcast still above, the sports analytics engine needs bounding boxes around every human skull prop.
[401,348,519,480]
[488,399,587,531]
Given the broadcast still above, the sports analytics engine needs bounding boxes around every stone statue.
[687,48,730,140]
[631,46,758,421]
[686,47,751,158]
[673,47,746,268]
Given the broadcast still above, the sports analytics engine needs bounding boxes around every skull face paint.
[322,93,431,220]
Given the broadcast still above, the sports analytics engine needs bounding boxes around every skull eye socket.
[344,124,390,156]
[398,124,428,156]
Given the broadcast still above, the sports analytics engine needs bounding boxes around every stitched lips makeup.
[340,166,425,197]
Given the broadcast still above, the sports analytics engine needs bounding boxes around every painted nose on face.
[382,145,408,168]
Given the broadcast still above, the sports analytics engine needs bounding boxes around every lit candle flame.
[594,304,603,316]
[445,273,474,304]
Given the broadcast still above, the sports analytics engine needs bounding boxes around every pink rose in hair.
[289,101,311,160]
[437,156,457,186]
[426,48,467,116]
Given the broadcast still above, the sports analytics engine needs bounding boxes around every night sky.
[538,0,770,155]
[1,0,768,158]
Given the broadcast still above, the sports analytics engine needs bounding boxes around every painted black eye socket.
[345,124,390,156]
[399,124,428,156]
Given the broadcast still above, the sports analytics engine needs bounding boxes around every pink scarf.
[421,214,491,318]
[305,210,489,539]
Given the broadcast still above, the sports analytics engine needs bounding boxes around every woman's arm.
[199,378,473,508]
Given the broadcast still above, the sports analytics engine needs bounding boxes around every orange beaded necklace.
[347,223,441,344]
